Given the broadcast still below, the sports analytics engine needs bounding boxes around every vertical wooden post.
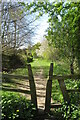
[27,64,37,110]
[58,79,70,103]
[45,63,53,113]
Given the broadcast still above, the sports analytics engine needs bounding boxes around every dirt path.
[34,68,47,109]
[34,68,53,110]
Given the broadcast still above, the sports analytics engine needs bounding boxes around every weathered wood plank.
[2,74,80,81]
[2,74,28,80]
[45,63,53,113]
[51,103,63,108]
[52,75,80,80]
[58,79,70,102]
[27,64,37,110]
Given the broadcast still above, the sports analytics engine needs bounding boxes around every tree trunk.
[77,58,80,74]
[70,46,75,75]
[70,62,74,75]
[14,21,16,48]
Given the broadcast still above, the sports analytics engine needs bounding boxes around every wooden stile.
[58,79,70,102]
[45,63,53,113]
[27,64,37,110]
[2,63,80,111]
[52,74,80,80]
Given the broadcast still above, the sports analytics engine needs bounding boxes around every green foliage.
[1,92,36,120]
[37,40,60,61]
[31,42,41,58]
[2,53,26,72]
[24,1,80,73]
[52,80,64,103]
[46,2,80,73]
[61,102,80,119]
[27,53,33,63]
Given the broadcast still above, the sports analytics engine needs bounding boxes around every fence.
[2,63,80,113]
[45,63,80,112]
[2,64,38,110]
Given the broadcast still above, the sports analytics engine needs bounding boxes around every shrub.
[2,53,26,72]
[1,92,36,120]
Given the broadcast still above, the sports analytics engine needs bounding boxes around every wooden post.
[58,79,70,103]
[27,64,37,110]
[45,63,53,113]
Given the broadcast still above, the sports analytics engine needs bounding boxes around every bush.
[2,53,26,72]
[1,92,36,120]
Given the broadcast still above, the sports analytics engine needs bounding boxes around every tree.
[31,42,41,58]
[37,40,59,61]
[24,1,80,74]
[46,2,80,74]
[1,2,36,54]
[1,1,38,71]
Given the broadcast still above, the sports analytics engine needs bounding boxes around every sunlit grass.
[31,58,51,67]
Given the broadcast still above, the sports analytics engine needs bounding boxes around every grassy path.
[34,68,47,109]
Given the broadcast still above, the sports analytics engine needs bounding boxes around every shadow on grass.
[3,77,29,86]
[2,87,30,94]
[3,78,17,83]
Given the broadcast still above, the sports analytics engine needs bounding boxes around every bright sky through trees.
[1,0,49,49]
[32,14,49,44]
[20,14,49,49]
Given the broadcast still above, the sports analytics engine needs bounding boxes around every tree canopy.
[1,2,37,54]
[24,1,80,74]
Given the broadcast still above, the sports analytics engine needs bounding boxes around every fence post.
[27,64,37,110]
[58,79,70,103]
[45,63,53,113]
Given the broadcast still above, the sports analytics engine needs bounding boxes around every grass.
[31,58,51,67]
[31,58,51,77]
[11,58,51,78]
[11,58,70,77]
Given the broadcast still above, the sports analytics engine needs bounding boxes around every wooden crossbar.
[2,73,28,79]
[52,75,80,80]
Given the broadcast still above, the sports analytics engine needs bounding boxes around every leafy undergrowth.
[52,102,80,120]
[1,92,36,120]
